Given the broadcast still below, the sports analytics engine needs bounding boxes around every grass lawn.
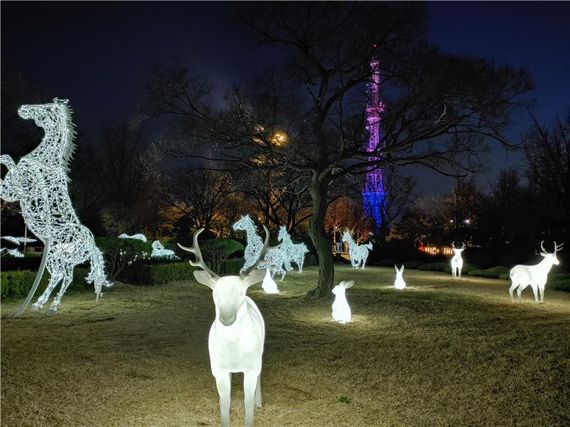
[2,266,569,426]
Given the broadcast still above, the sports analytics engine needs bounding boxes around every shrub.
[468,266,509,279]
[305,254,318,267]
[96,237,152,280]
[552,279,570,292]
[1,267,92,300]
[374,259,396,267]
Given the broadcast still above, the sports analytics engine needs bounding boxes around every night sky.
[2,2,569,193]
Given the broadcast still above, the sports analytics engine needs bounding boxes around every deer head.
[452,241,466,254]
[178,227,276,326]
[540,241,564,266]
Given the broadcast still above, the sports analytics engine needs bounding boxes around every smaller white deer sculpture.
[394,265,406,290]
[450,242,466,279]
[178,227,277,427]
[332,280,355,324]
[509,241,563,304]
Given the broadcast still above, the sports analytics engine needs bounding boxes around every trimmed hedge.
[1,255,43,272]
[468,266,509,279]
[402,260,427,270]
[1,267,91,300]
[418,261,476,275]
[121,262,197,286]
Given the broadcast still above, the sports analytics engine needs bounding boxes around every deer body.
[450,242,465,279]
[179,227,276,427]
[509,241,563,303]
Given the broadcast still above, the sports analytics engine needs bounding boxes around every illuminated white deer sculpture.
[509,241,563,303]
[394,265,406,290]
[178,227,276,427]
[450,242,466,279]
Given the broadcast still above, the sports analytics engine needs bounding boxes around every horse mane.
[56,99,78,172]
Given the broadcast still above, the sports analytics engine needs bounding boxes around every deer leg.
[517,286,524,302]
[509,283,517,302]
[539,285,545,304]
[530,284,539,303]
[255,373,262,408]
[214,372,231,427]
[244,371,260,427]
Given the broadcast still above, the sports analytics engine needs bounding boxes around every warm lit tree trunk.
[307,172,334,298]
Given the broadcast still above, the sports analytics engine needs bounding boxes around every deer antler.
[240,225,280,277]
[540,240,547,254]
[554,241,564,253]
[461,242,466,249]
[178,228,219,279]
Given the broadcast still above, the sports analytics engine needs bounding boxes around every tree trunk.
[307,173,334,298]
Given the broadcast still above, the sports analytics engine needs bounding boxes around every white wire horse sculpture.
[0,98,111,317]
[277,226,309,274]
[233,215,286,279]
[341,231,373,269]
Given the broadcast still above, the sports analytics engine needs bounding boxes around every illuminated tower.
[362,56,386,232]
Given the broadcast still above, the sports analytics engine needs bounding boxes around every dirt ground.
[2,266,569,426]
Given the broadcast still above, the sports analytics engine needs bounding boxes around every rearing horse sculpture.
[0,98,111,317]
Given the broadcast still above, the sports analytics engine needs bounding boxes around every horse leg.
[48,267,74,316]
[32,271,62,310]
[509,282,517,302]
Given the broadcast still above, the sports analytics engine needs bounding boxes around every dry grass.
[2,266,570,426]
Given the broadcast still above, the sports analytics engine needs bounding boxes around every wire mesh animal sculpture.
[233,215,286,278]
[277,226,309,273]
[151,240,179,259]
[450,241,466,279]
[0,98,111,317]
[394,264,406,290]
[509,241,563,303]
[118,233,147,242]
[332,280,355,324]
[178,227,278,427]
[341,231,372,269]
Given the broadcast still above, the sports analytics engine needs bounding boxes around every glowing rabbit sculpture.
[261,269,280,294]
[394,265,406,290]
[509,241,563,303]
[332,280,355,324]
[450,242,466,279]
[178,227,278,427]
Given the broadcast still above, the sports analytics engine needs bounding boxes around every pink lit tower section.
[362,56,386,231]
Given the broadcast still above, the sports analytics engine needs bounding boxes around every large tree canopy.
[146,3,533,297]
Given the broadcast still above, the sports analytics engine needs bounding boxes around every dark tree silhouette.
[145,3,532,297]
